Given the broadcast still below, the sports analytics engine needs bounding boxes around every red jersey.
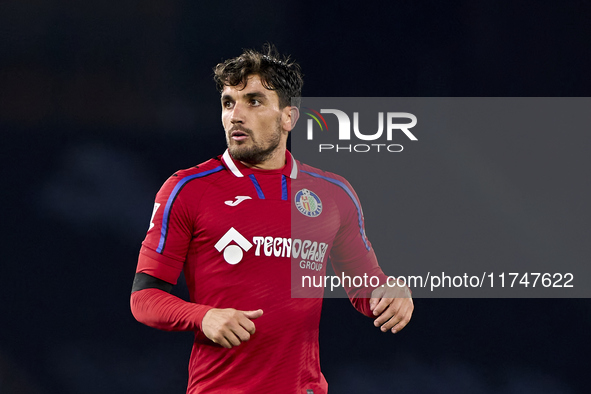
[134,150,387,394]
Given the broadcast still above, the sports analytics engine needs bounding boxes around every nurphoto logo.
[303,107,418,153]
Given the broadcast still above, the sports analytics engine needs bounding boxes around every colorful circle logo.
[295,189,323,217]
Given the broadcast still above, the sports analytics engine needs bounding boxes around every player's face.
[221,75,293,167]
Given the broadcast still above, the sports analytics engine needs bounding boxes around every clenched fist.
[202,308,264,348]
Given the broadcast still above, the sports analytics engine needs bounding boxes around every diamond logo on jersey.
[214,227,253,265]
[295,189,323,217]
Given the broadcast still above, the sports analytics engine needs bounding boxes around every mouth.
[230,129,250,142]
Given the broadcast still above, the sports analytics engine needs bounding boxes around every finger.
[380,305,403,332]
[238,315,257,335]
[369,287,386,311]
[390,300,414,333]
[372,297,395,318]
[374,305,399,332]
[373,298,402,327]
[383,301,413,333]
[369,297,381,311]
[224,330,243,347]
[213,336,232,349]
[232,326,251,343]
[239,309,262,335]
[390,316,409,333]
[388,313,409,333]
[242,309,264,320]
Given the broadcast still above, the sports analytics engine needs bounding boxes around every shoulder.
[156,156,227,199]
[296,162,365,216]
[171,156,226,183]
[297,162,356,195]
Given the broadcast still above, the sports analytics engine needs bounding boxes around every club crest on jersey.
[295,189,323,218]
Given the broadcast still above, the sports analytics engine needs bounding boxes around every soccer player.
[130,46,414,394]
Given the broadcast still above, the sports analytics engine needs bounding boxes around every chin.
[228,146,251,160]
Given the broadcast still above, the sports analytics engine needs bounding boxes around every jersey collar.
[221,149,298,179]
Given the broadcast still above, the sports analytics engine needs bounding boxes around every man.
[130,46,413,393]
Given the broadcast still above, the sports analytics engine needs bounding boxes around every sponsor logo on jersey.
[295,189,323,217]
[224,196,252,206]
[215,228,328,271]
[215,227,253,264]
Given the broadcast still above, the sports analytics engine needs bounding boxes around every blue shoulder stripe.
[300,170,371,251]
[157,165,224,254]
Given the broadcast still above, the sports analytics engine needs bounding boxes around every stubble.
[227,117,283,165]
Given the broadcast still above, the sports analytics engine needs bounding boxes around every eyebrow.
[244,91,267,100]
[221,91,268,101]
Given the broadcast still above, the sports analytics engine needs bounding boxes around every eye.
[222,100,234,109]
[250,99,261,106]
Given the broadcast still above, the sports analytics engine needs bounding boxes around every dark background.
[1,1,590,393]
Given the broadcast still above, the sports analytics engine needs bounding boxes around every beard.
[226,118,283,165]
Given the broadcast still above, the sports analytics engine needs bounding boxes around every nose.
[230,102,245,124]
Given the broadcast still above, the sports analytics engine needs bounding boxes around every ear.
[282,106,300,132]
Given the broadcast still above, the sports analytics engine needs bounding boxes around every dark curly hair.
[213,44,303,109]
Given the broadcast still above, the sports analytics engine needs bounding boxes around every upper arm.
[136,173,195,285]
[329,177,387,293]
[330,177,373,266]
[142,174,194,266]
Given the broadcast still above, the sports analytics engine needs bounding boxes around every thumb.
[242,309,264,320]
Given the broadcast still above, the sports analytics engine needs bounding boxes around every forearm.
[130,288,213,332]
[333,250,389,317]
[346,270,388,318]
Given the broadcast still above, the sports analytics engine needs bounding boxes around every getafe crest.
[295,188,322,217]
